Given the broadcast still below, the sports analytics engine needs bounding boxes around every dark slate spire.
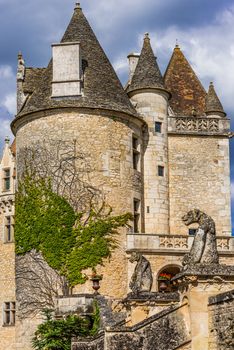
[205,82,226,117]
[127,33,166,94]
[16,3,137,118]
[164,44,206,116]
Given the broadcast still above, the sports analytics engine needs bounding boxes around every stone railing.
[127,234,234,253]
[168,116,230,135]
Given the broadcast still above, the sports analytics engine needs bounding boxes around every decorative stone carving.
[181,209,219,269]
[129,252,153,294]
[175,117,219,133]
[17,52,25,80]
[159,235,188,249]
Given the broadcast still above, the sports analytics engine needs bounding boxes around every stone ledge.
[209,289,234,305]
[171,264,234,280]
[123,291,180,302]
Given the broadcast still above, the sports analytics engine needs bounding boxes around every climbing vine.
[15,174,132,289]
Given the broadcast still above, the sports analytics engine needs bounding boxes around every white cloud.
[0,118,11,142]
[0,65,14,79]
[2,93,16,115]
[149,5,234,112]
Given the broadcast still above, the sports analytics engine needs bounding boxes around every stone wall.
[168,135,231,235]
[208,289,234,350]
[0,141,16,350]
[105,303,191,350]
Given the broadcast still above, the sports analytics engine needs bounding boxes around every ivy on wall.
[15,175,132,288]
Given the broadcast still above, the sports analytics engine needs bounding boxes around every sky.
[0,0,234,228]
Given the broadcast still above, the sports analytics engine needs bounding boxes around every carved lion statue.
[182,209,219,269]
[129,252,153,294]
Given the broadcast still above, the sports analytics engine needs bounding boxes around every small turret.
[127,34,170,235]
[205,82,226,118]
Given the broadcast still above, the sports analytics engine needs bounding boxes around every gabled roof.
[127,33,165,94]
[164,45,206,116]
[16,3,137,119]
[205,82,226,117]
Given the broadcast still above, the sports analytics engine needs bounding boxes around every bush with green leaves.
[32,309,93,350]
[15,175,132,288]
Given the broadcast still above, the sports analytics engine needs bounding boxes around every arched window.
[157,265,181,292]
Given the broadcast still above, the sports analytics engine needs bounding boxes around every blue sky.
[0,0,234,229]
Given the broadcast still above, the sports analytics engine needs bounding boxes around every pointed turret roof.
[164,44,206,116]
[127,33,165,94]
[16,3,137,119]
[205,82,226,117]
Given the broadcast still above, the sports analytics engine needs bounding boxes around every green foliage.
[15,175,132,287]
[67,210,133,285]
[15,176,77,275]
[89,300,100,336]
[32,309,91,350]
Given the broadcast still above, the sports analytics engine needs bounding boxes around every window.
[3,169,10,191]
[158,165,164,177]
[133,199,140,233]
[3,302,15,326]
[4,216,14,243]
[189,228,197,235]
[132,136,140,170]
[155,122,162,133]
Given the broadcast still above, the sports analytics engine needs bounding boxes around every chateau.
[0,3,234,350]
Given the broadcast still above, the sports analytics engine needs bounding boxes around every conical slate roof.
[164,45,206,116]
[16,3,137,119]
[127,33,165,93]
[205,82,226,117]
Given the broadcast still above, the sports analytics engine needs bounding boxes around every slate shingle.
[127,34,165,94]
[17,4,137,118]
[205,82,226,117]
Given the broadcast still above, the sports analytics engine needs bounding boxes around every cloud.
[147,5,234,111]
[0,117,12,142]
[2,93,16,115]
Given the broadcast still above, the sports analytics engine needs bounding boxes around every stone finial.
[144,32,150,41]
[175,39,180,49]
[205,81,226,117]
[4,136,10,144]
[74,2,82,10]
[17,51,25,81]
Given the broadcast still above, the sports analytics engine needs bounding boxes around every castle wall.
[130,90,170,234]
[168,135,231,235]
[15,109,143,300]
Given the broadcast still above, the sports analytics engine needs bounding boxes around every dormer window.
[3,169,11,191]
[51,42,82,98]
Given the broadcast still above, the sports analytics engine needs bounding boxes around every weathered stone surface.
[181,210,219,268]
[208,290,234,350]
[129,252,153,293]
[106,304,190,350]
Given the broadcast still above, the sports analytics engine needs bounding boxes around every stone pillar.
[172,265,234,350]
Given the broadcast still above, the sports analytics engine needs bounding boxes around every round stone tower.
[12,3,144,298]
[127,34,171,235]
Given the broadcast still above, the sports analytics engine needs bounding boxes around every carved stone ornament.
[181,209,219,269]
[129,252,153,294]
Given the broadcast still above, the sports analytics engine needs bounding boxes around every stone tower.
[127,33,171,235]
[0,3,232,350]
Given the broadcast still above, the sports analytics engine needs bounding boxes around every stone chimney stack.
[127,53,140,83]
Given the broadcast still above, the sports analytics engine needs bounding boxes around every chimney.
[127,53,140,83]
[51,42,82,98]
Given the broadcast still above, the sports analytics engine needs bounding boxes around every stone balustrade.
[127,233,234,254]
[168,116,230,135]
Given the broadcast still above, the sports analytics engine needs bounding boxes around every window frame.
[132,135,140,171]
[3,168,11,192]
[4,215,14,243]
[133,198,140,233]
[3,302,15,326]
[155,121,162,133]
[158,165,164,177]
